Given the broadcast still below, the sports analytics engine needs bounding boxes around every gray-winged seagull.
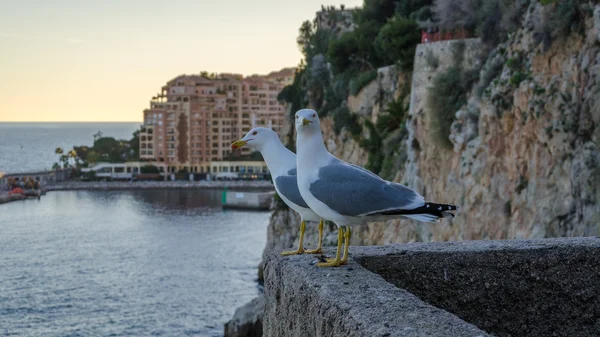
[231,127,325,255]
[294,109,458,267]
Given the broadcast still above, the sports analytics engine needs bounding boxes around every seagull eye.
[295,115,298,119]
[312,113,316,118]
[252,131,257,135]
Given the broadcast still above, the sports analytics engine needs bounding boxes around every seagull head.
[295,109,321,134]
[231,127,278,151]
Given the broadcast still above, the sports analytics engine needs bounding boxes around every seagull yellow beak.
[302,118,312,127]
[231,139,247,149]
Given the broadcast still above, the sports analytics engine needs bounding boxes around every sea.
[0,123,271,337]
[0,122,141,174]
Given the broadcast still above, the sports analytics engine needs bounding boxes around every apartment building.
[138,68,294,173]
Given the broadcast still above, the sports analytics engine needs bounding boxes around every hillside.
[267,0,600,251]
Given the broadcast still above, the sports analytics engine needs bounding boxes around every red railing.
[421,28,471,43]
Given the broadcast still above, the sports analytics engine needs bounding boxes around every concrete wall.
[263,237,600,337]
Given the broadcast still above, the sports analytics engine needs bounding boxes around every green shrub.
[506,56,521,71]
[328,20,383,74]
[534,86,546,95]
[349,70,378,96]
[360,119,384,174]
[510,72,525,87]
[376,96,408,135]
[327,33,359,74]
[378,126,408,180]
[551,0,583,38]
[332,107,362,137]
[427,67,465,148]
[374,16,421,71]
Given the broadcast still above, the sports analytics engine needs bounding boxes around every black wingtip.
[371,202,459,218]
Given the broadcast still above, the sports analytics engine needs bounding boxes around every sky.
[0,0,362,122]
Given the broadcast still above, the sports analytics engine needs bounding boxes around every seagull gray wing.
[274,169,309,209]
[309,162,424,217]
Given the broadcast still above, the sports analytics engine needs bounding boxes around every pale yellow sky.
[0,0,362,122]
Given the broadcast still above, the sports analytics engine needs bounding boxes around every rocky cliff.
[406,5,600,241]
[264,3,600,252]
[226,3,600,335]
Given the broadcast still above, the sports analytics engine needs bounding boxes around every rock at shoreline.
[0,193,26,205]
[224,296,264,337]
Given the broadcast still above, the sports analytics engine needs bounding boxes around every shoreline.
[0,193,26,205]
[43,180,274,192]
[0,181,274,206]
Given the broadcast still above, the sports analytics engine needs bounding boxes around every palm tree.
[68,150,78,167]
[60,154,69,168]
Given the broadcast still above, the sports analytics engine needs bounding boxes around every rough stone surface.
[595,5,600,42]
[264,237,600,337]
[263,250,490,337]
[355,237,600,337]
[401,8,600,242]
[224,296,264,337]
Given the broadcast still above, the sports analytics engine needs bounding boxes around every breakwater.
[44,180,274,191]
[0,193,26,205]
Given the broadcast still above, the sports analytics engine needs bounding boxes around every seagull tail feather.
[372,202,459,223]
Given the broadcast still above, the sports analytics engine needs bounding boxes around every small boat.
[24,189,42,199]
[221,190,274,211]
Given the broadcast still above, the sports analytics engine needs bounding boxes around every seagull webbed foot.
[316,226,344,268]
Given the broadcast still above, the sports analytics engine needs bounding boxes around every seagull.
[294,109,458,267]
[231,127,325,256]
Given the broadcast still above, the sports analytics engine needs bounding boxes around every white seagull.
[231,127,325,255]
[294,109,458,267]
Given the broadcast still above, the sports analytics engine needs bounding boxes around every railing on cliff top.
[421,27,472,43]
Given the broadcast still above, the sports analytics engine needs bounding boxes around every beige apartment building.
[139,68,295,173]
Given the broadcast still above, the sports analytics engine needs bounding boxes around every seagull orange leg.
[281,220,305,256]
[340,226,351,265]
[317,226,343,267]
[305,219,324,254]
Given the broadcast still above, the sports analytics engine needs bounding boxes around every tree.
[55,147,63,155]
[93,131,103,143]
[358,0,398,24]
[297,20,314,55]
[140,165,160,174]
[87,151,100,164]
[129,128,141,160]
[397,0,434,18]
[374,16,421,70]
[328,32,359,74]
